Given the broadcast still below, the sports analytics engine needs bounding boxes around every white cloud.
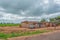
[0,11,60,23]
[0,12,25,20]
[43,0,49,4]
[54,0,60,4]
[20,10,30,15]
[0,7,5,11]
[20,11,25,15]
[41,12,60,18]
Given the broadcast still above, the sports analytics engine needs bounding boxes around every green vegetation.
[55,16,60,25]
[0,30,50,40]
[50,18,55,22]
[55,16,60,19]
[41,18,46,22]
[50,16,60,25]
[40,16,60,25]
[0,23,19,27]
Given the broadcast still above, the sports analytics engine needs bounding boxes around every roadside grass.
[0,30,51,40]
[0,24,19,27]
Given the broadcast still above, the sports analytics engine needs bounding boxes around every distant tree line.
[40,16,60,25]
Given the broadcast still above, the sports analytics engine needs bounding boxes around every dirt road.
[8,30,60,40]
[25,31,60,40]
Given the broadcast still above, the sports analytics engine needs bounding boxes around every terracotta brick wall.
[21,23,28,28]
[20,21,57,28]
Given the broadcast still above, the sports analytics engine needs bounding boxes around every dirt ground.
[0,26,60,40]
[0,26,60,33]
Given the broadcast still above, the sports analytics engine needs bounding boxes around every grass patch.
[0,23,19,27]
[0,30,51,40]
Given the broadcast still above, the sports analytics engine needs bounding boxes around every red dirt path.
[0,26,60,40]
[0,26,60,33]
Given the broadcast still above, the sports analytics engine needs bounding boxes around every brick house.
[20,21,57,28]
[20,21,40,28]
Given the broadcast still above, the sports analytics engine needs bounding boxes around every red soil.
[0,26,60,33]
[0,26,60,40]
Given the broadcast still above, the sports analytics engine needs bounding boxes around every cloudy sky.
[0,0,60,23]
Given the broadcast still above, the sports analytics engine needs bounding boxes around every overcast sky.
[0,0,60,23]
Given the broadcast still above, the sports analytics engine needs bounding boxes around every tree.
[40,19,46,22]
[55,16,60,25]
[50,16,60,26]
[50,18,56,22]
[55,16,60,21]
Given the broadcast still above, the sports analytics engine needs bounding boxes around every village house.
[20,21,40,28]
[20,21,57,29]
